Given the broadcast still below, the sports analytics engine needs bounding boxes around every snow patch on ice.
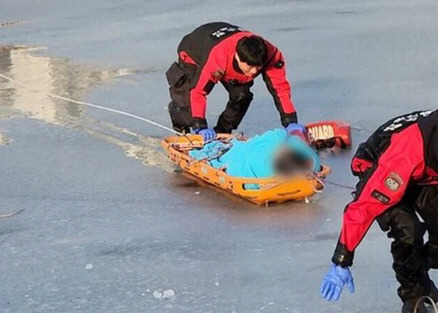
[152,290,162,299]
[162,289,175,299]
[79,119,175,173]
[0,131,9,145]
[122,136,175,173]
[152,289,175,300]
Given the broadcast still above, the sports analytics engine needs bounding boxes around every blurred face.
[235,53,262,77]
[273,145,311,176]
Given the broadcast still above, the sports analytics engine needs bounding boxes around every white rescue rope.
[0,72,181,135]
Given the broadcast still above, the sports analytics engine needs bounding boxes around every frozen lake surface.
[1,1,438,312]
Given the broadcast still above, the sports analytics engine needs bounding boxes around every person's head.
[274,145,312,176]
[235,36,268,77]
[273,136,321,175]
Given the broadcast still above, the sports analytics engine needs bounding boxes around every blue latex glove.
[285,123,307,139]
[194,128,217,142]
[320,263,355,301]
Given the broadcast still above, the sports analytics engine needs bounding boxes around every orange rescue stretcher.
[161,121,351,205]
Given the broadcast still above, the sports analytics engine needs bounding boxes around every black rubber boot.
[401,297,427,313]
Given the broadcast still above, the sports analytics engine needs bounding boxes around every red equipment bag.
[306,121,352,149]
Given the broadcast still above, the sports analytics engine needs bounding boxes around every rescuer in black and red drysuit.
[320,110,438,313]
[166,22,305,141]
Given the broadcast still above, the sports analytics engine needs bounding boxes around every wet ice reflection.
[0,45,119,124]
[0,45,174,171]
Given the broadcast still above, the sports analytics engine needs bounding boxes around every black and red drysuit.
[165,22,296,133]
[332,110,438,302]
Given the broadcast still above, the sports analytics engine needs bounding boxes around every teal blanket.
[189,128,320,179]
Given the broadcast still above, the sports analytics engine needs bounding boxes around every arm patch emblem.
[384,172,403,191]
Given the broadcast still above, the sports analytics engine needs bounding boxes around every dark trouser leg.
[378,203,429,303]
[416,186,438,270]
[166,61,196,132]
[414,186,438,303]
[214,81,253,133]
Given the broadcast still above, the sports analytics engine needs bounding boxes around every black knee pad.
[168,101,180,114]
[386,206,424,246]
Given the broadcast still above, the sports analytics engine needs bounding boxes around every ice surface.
[1,1,438,312]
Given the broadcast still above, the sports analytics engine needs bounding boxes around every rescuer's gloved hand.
[320,263,355,301]
[285,123,308,141]
[194,127,217,142]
